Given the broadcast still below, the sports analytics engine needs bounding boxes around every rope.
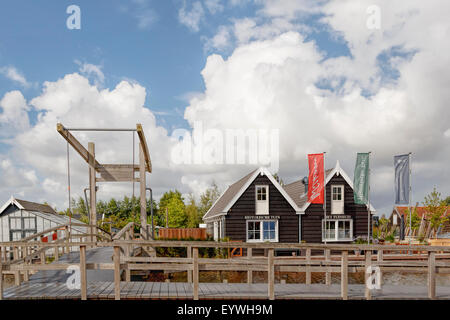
[66,136,72,241]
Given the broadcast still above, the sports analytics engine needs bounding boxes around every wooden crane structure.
[56,123,152,240]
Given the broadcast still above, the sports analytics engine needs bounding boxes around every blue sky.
[0,0,353,132]
[0,1,448,215]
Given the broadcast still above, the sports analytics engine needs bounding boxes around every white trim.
[299,161,376,214]
[202,186,230,221]
[222,167,302,215]
[246,219,279,243]
[322,218,353,242]
[0,197,25,216]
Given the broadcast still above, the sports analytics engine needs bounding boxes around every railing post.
[80,245,87,300]
[305,248,311,285]
[428,251,436,300]
[54,244,59,262]
[187,246,192,283]
[13,246,20,286]
[193,247,199,300]
[23,245,29,282]
[341,250,348,300]
[377,249,383,286]
[325,249,331,285]
[65,226,70,254]
[247,248,253,284]
[365,250,372,300]
[0,259,3,300]
[114,246,121,300]
[268,248,275,300]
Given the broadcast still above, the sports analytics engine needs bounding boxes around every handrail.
[112,222,135,240]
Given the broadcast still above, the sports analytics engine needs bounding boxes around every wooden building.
[203,161,375,245]
[0,197,87,242]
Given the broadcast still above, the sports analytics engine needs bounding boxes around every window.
[255,185,269,214]
[322,220,352,241]
[331,185,344,214]
[247,220,278,242]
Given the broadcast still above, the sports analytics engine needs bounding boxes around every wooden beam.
[341,251,348,300]
[139,143,148,239]
[268,248,275,300]
[80,245,87,300]
[57,123,100,169]
[187,246,192,283]
[114,246,121,300]
[193,247,199,300]
[365,250,372,300]
[428,251,436,299]
[325,249,331,285]
[247,248,253,284]
[89,143,97,241]
[136,124,152,172]
[305,248,311,285]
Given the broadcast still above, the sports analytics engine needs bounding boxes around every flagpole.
[323,152,327,245]
[409,152,412,246]
[368,153,371,244]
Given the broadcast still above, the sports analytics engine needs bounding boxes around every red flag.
[308,153,324,204]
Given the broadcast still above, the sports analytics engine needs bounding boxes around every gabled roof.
[393,206,450,220]
[0,197,57,215]
[298,161,376,213]
[203,167,302,221]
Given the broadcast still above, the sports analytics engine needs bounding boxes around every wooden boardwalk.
[4,281,450,300]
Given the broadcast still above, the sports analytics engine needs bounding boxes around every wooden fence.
[158,228,207,240]
[2,240,450,300]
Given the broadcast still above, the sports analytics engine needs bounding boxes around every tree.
[185,194,201,228]
[198,183,221,219]
[159,190,186,228]
[423,188,448,234]
[405,207,421,231]
[445,196,450,206]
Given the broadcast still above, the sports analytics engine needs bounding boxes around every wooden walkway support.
[3,236,450,300]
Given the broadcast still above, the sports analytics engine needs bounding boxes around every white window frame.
[246,219,278,243]
[331,184,344,215]
[322,219,353,242]
[255,185,269,215]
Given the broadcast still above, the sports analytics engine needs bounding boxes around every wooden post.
[325,249,331,285]
[80,245,87,300]
[54,245,59,262]
[0,260,3,300]
[114,246,121,300]
[365,250,372,300]
[305,248,311,285]
[268,248,275,300]
[341,250,348,300]
[13,247,20,286]
[23,246,29,282]
[139,143,148,240]
[88,142,97,245]
[377,249,383,285]
[65,226,70,253]
[165,207,169,228]
[187,246,192,283]
[428,251,436,300]
[247,248,253,284]
[193,247,199,300]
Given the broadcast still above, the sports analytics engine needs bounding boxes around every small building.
[0,197,87,242]
[203,161,375,244]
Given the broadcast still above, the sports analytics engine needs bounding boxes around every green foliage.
[198,183,221,218]
[423,188,448,230]
[185,194,201,228]
[385,234,395,242]
[445,196,450,206]
[405,207,421,230]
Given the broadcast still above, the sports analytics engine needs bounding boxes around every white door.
[255,186,269,214]
[331,185,344,214]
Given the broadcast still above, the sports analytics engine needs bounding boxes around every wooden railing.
[1,240,450,300]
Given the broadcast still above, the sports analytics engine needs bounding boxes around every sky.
[0,0,449,217]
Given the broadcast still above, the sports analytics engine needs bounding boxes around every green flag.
[354,153,370,205]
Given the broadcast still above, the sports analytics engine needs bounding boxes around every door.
[331,185,344,214]
[255,185,269,214]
